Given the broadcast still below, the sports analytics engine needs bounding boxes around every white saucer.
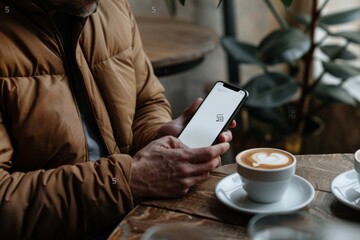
[215,173,315,214]
[331,169,360,210]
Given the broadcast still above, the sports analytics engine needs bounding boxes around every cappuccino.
[238,148,294,169]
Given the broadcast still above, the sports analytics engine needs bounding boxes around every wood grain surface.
[108,154,358,240]
[136,16,218,68]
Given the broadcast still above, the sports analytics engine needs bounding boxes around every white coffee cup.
[236,148,296,203]
[355,149,360,183]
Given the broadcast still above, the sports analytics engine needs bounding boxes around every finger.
[184,172,210,187]
[156,135,185,149]
[187,98,203,113]
[179,155,220,177]
[229,120,237,129]
[181,142,230,164]
[167,173,210,197]
[218,129,233,143]
[181,98,203,122]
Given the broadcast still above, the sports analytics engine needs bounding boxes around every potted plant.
[177,0,360,153]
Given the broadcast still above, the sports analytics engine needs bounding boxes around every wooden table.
[136,16,218,76]
[108,154,360,239]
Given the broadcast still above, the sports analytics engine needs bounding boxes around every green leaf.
[318,22,331,33]
[281,0,293,9]
[322,62,360,80]
[320,8,360,25]
[295,13,330,32]
[221,37,265,66]
[314,83,357,106]
[295,13,311,26]
[244,72,298,108]
[320,45,357,60]
[178,0,185,5]
[332,31,360,44]
[258,28,311,65]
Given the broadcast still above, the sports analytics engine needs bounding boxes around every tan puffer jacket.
[0,0,171,239]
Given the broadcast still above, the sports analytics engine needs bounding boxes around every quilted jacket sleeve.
[0,111,134,240]
[126,1,172,154]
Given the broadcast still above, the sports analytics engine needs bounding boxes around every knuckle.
[179,178,193,189]
[207,149,218,159]
[200,148,214,159]
[166,136,180,147]
[184,168,193,177]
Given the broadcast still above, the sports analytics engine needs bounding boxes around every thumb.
[180,98,203,124]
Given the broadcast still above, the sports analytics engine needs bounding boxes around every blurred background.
[129,0,360,161]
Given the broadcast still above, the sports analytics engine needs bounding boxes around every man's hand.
[157,98,236,143]
[130,136,230,200]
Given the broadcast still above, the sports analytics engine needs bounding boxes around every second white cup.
[354,149,360,184]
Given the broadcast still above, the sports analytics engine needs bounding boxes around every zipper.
[49,16,110,159]
[51,22,91,161]
[70,21,111,157]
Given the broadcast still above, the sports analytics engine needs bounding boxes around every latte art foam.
[239,149,293,169]
[251,152,289,167]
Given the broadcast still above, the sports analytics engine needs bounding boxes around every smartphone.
[178,81,248,148]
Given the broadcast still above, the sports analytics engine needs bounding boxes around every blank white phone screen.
[178,82,246,148]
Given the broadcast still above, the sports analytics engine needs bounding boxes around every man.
[0,0,233,239]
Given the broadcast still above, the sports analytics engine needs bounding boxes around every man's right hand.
[130,136,230,200]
